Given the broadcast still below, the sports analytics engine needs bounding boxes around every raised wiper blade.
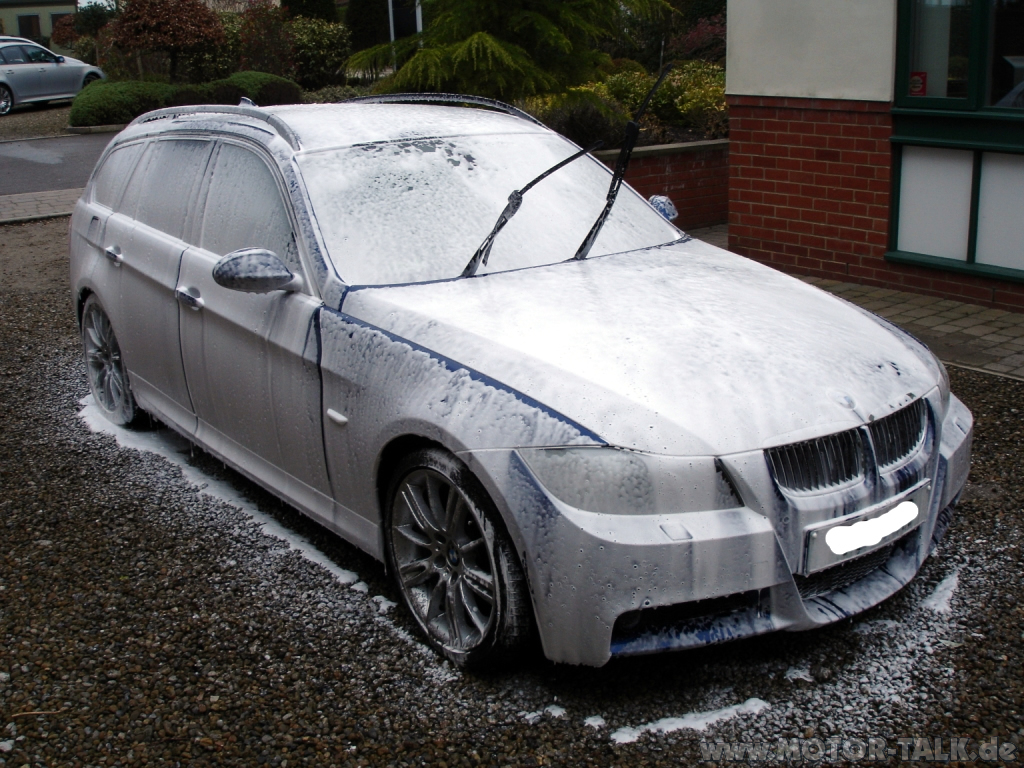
[461,140,603,278]
[572,64,674,262]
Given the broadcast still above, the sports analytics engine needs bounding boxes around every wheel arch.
[76,287,95,329]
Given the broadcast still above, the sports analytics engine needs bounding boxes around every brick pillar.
[726,96,892,281]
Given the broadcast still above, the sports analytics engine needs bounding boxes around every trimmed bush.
[290,17,351,90]
[69,71,302,126]
[69,81,176,126]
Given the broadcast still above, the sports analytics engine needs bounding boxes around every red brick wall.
[598,140,730,231]
[727,95,1024,312]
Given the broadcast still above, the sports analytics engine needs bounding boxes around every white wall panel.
[726,0,897,101]
[975,153,1024,271]
[897,146,973,261]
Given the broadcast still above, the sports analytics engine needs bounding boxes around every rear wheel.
[81,295,141,426]
[0,85,12,116]
[385,447,532,670]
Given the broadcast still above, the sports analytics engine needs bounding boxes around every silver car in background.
[0,36,104,115]
[69,98,973,669]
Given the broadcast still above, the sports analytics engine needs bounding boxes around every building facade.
[0,0,75,46]
[726,0,1024,310]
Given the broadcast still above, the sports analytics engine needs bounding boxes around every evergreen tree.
[348,0,667,100]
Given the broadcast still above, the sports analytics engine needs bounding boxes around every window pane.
[130,140,211,241]
[199,144,299,273]
[975,152,1024,268]
[908,0,974,98]
[17,15,41,40]
[93,143,146,210]
[897,146,973,260]
[1,46,28,64]
[989,0,1024,107]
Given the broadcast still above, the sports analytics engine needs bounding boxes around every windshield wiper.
[572,64,674,262]
[461,140,604,278]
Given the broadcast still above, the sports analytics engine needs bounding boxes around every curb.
[66,124,126,134]
[0,212,73,225]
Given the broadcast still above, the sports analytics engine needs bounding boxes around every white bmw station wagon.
[70,97,973,668]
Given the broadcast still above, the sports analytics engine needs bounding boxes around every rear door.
[0,45,41,100]
[178,140,331,515]
[72,140,148,340]
[113,138,213,433]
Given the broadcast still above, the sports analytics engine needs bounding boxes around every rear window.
[0,46,27,64]
[297,132,679,286]
[93,143,145,210]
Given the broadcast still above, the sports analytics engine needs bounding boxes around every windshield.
[297,131,680,286]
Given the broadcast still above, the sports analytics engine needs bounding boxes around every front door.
[178,141,331,515]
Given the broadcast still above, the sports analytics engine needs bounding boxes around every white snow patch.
[610,698,770,744]
[0,740,12,753]
[921,570,959,614]
[545,705,566,718]
[78,397,361,586]
[350,581,369,593]
[521,711,543,724]
[584,716,606,729]
[784,667,814,683]
[371,595,396,613]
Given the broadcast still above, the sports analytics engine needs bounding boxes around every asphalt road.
[0,133,111,195]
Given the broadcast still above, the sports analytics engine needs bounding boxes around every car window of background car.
[23,46,56,63]
[122,139,212,241]
[93,143,147,211]
[199,142,302,276]
[297,133,680,286]
[0,46,28,64]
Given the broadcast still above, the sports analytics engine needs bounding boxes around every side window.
[93,143,146,211]
[200,143,301,274]
[23,46,56,64]
[125,139,212,241]
[1,46,28,64]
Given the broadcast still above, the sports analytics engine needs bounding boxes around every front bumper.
[461,391,973,667]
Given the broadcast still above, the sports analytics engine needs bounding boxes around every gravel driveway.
[1,217,1022,767]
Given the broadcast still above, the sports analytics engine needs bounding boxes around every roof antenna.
[239,97,257,107]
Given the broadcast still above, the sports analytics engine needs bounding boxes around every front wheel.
[0,85,12,116]
[82,73,100,90]
[81,295,141,426]
[384,447,532,670]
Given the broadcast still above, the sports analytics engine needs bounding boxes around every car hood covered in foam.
[340,239,942,456]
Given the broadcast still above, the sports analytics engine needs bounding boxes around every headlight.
[518,446,742,515]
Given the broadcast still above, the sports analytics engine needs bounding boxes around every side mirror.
[57,56,65,63]
[212,248,302,293]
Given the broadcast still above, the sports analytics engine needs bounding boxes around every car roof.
[123,102,551,154]
[0,37,36,45]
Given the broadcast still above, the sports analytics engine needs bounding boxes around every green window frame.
[888,0,1024,282]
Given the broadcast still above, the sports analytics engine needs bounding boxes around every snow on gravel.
[922,568,960,613]
[610,698,771,744]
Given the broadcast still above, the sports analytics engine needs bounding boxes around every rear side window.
[199,143,300,273]
[122,139,212,241]
[0,46,27,64]
[93,143,145,210]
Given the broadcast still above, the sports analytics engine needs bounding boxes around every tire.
[82,74,100,90]
[0,85,12,117]
[384,447,532,670]
[81,295,142,427]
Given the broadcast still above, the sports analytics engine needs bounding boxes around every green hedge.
[69,71,302,127]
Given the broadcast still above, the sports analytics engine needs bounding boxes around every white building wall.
[726,0,898,102]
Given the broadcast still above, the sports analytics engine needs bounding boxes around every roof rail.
[343,93,546,128]
[126,105,301,150]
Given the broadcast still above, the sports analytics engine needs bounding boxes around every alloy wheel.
[390,468,498,651]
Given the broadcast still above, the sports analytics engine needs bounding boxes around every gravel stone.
[1,217,1021,766]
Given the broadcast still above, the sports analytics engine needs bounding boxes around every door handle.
[104,245,123,265]
[175,287,204,310]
